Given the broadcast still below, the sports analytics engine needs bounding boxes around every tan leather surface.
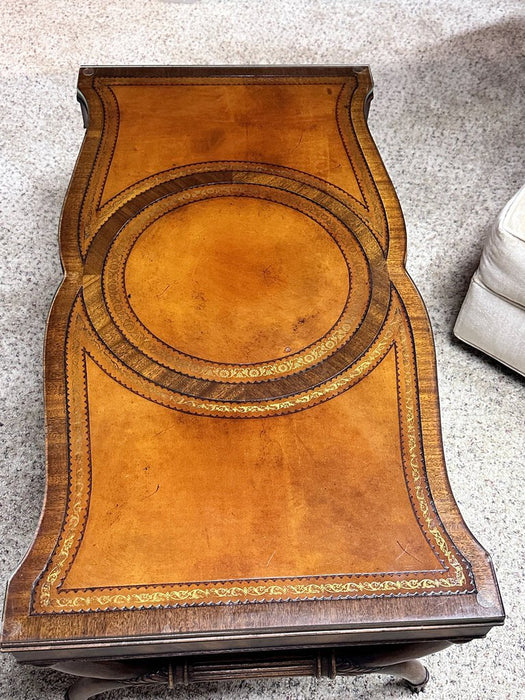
[102,83,364,205]
[124,196,350,365]
[25,69,475,615]
[63,348,440,589]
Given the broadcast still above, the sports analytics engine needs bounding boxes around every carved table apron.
[1,66,503,699]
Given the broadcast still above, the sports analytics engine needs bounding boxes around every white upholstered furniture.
[455,185,525,376]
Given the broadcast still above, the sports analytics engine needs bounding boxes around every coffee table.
[1,66,503,699]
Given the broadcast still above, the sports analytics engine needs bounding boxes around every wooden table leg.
[65,677,137,700]
[52,660,163,700]
[372,660,429,692]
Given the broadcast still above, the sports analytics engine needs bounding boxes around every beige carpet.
[0,1,524,698]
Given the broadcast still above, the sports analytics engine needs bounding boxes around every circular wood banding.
[83,166,391,411]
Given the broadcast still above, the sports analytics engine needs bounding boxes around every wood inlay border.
[31,290,474,614]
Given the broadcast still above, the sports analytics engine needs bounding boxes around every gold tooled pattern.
[52,574,469,612]
[85,296,396,417]
[170,326,392,415]
[401,345,467,587]
[33,300,474,614]
[207,323,353,380]
[38,349,91,607]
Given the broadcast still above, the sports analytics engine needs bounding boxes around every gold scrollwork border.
[32,295,474,614]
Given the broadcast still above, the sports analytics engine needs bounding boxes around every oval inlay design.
[124,197,350,365]
[82,165,391,412]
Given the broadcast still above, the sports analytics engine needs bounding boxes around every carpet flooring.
[0,1,523,699]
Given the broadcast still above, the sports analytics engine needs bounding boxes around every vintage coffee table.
[1,66,503,699]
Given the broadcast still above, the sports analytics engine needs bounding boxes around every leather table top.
[1,66,503,662]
